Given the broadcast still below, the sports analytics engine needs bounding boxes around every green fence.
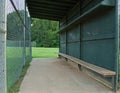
[59,0,117,90]
[6,0,31,91]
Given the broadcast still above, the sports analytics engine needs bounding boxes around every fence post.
[0,0,7,93]
[23,1,26,65]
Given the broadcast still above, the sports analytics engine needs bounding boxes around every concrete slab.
[19,58,114,93]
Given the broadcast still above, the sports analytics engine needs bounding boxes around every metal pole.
[0,0,7,93]
[29,18,32,59]
[23,0,26,65]
[114,0,119,92]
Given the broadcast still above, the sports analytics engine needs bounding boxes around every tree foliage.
[7,10,24,40]
[31,18,59,47]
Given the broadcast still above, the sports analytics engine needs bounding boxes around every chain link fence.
[6,0,31,92]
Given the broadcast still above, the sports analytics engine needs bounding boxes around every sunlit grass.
[32,47,59,58]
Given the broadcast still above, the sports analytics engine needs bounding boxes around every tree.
[31,18,59,47]
[7,10,25,41]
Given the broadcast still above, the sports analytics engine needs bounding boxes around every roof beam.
[27,0,75,7]
[27,5,68,13]
[29,9,65,16]
[32,15,60,21]
[27,2,69,10]
[30,12,63,18]
[31,0,77,4]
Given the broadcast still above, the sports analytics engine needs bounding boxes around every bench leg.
[65,58,68,61]
[58,55,61,58]
[78,64,82,71]
[111,76,114,90]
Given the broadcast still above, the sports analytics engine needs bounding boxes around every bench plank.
[58,52,116,77]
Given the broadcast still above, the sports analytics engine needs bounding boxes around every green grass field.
[32,47,59,58]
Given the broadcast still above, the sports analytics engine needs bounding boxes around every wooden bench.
[58,52,116,89]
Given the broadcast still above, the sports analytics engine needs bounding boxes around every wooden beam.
[27,2,69,10]
[29,8,65,16]
[29,0,76,6]
[31,15,60,21]
[30,11,63,18]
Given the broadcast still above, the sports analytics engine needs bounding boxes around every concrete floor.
[19,58,114,93]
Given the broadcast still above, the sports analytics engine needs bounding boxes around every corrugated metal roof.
[26,0,80,20]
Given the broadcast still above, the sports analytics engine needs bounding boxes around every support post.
[114,0,119,92]
[23,1,26,65]
[0,0,7,93]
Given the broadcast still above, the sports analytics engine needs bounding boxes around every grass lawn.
[32,47,59,58]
